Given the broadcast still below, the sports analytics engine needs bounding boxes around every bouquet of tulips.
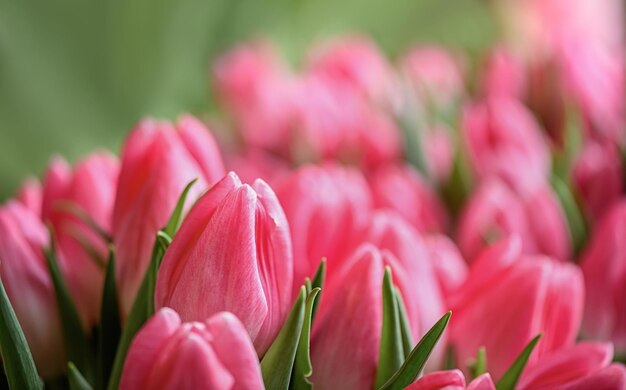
[1,1,626,389]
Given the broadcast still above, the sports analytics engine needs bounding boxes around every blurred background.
[0,0,497,199]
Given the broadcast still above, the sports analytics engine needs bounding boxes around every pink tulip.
[406,370,495,390]
[481,47,527,99]
[562,364,626,390]
[41,152,119,328]
[120,308,264,390]
[369,164,447,234]
[275,164,372,296]
[225,147,291,188]
[462,98,550,196]
[310,244,417,390]
[424,234,468,301]
[0,201,64,378]
[572,140,623,224]
[15,178,42,216]
[113,115,225,315]
[449,237,584,379]
[155,172,292,356]
[424,124,455,183]
[580,201,626,353]
[457,179,570,263]
[518,342,618,389]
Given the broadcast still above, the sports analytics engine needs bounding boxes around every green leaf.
[394,288,413,358]
[44,244,95,385]
[261,287,306,390]
[375,267,406,389]
[551,176,587,255]
[496,334,541,390]
[97,249,121,390]
[468,346,487,379]
[309,259,326,319]
[162,179,197,238]
[291,288,321,390]
[379,311,452,390]
[68,362,93,390]
[0,276,43,390]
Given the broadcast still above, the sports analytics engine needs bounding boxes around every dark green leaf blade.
[379,311,452,390]
[394,288,413,358]
[309,259,326,319]
[0,276,43,390]
[551,176,587,255]
[496,335,541,390]
[261,287,306,390]
[97,248,121,390]
[68,362,93,390]
[469,346,487,379]
[291,288,321,390]
[375,267,405,389]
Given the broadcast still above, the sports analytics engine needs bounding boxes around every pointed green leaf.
[0,276,42,390]
[496,334,541,390]
[468,347,487,379]
[44,244,95,385]
[97,249,121,390]
[68,362,93,390]
[54,201,112,244]
[163,179,197,238]
[551,176,587,255]
[261,287,306,390]
[379,311,452,390]
[375,267,406,389]
[394,288,413,358]
[309,260,326,319]
[291,288,321,390]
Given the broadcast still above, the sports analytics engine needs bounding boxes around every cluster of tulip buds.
[1,2,626,389]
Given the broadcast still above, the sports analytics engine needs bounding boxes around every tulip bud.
[155,172,292,356]
[113,115,224,314]
[480,47,526,99]
[369,164,448,233]
[275,164,372,295]
[580,201,626,353]
[310,243,418,389]
[120,308,264,389]
[0,201,64,378]
[462,98,550,196]
[42,152,119,328]
[424,234,468,301]
[15,178,42,216]
[406,370,496,390]
[449,237,584,379]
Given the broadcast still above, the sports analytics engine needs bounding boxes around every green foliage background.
[0,0,496,199]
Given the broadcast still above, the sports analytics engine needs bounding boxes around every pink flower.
[120,308,263,390]
[225,148,291,188]
[424,124,455,183]
[369,164,447,233]
[462,98,550,196]
[41,152,119,328]
[155,172,293,356]
[580,201,626,353]
[275,164,372,296]
[15,178,42,216]
[310,244,419,390]
[481,47,527,99]
[406,370,495,390]
[113,115,224,315]
[0,201,64,378]
[449,237,584,379]
[424,234,468,301]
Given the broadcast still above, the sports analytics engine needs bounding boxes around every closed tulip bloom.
[155,172,293,356]
[120,308,264,390]
[15,177,42,216]
[462,98,550,196]
[41,152,119,328]
[310,244,416,390]
[449,237,584,379]
[580,201,626,353]
[114,115,224,315]
[275,164,372,295]
[406,370,496,390]
[424,235,468,301]
[369,164,448,233]
[0,201,64,378]
[481,47,527,99]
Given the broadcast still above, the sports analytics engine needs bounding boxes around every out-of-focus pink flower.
[449,237,584,379]
[310,244,419,390]
[15,178,42,216]
[213,41,297,153]
[481,47,527,99]
[572,141,623,223]
[406,370,495,390]
[580,201,626,353]
[462,98,551,196]
[275,164,372,296]
[369,164,447,233]
[400,45,465,109]
[518,342,618,389]
[0,201,64,378]
[41,152,119,328]
[457,179,570,263]
[155,172,292,356]
[424,234,468,301]
[562,364,626,390]
[424,124,455,183]
[225,147,291,188]
[113,115,224,315]
[120,308,264,390]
